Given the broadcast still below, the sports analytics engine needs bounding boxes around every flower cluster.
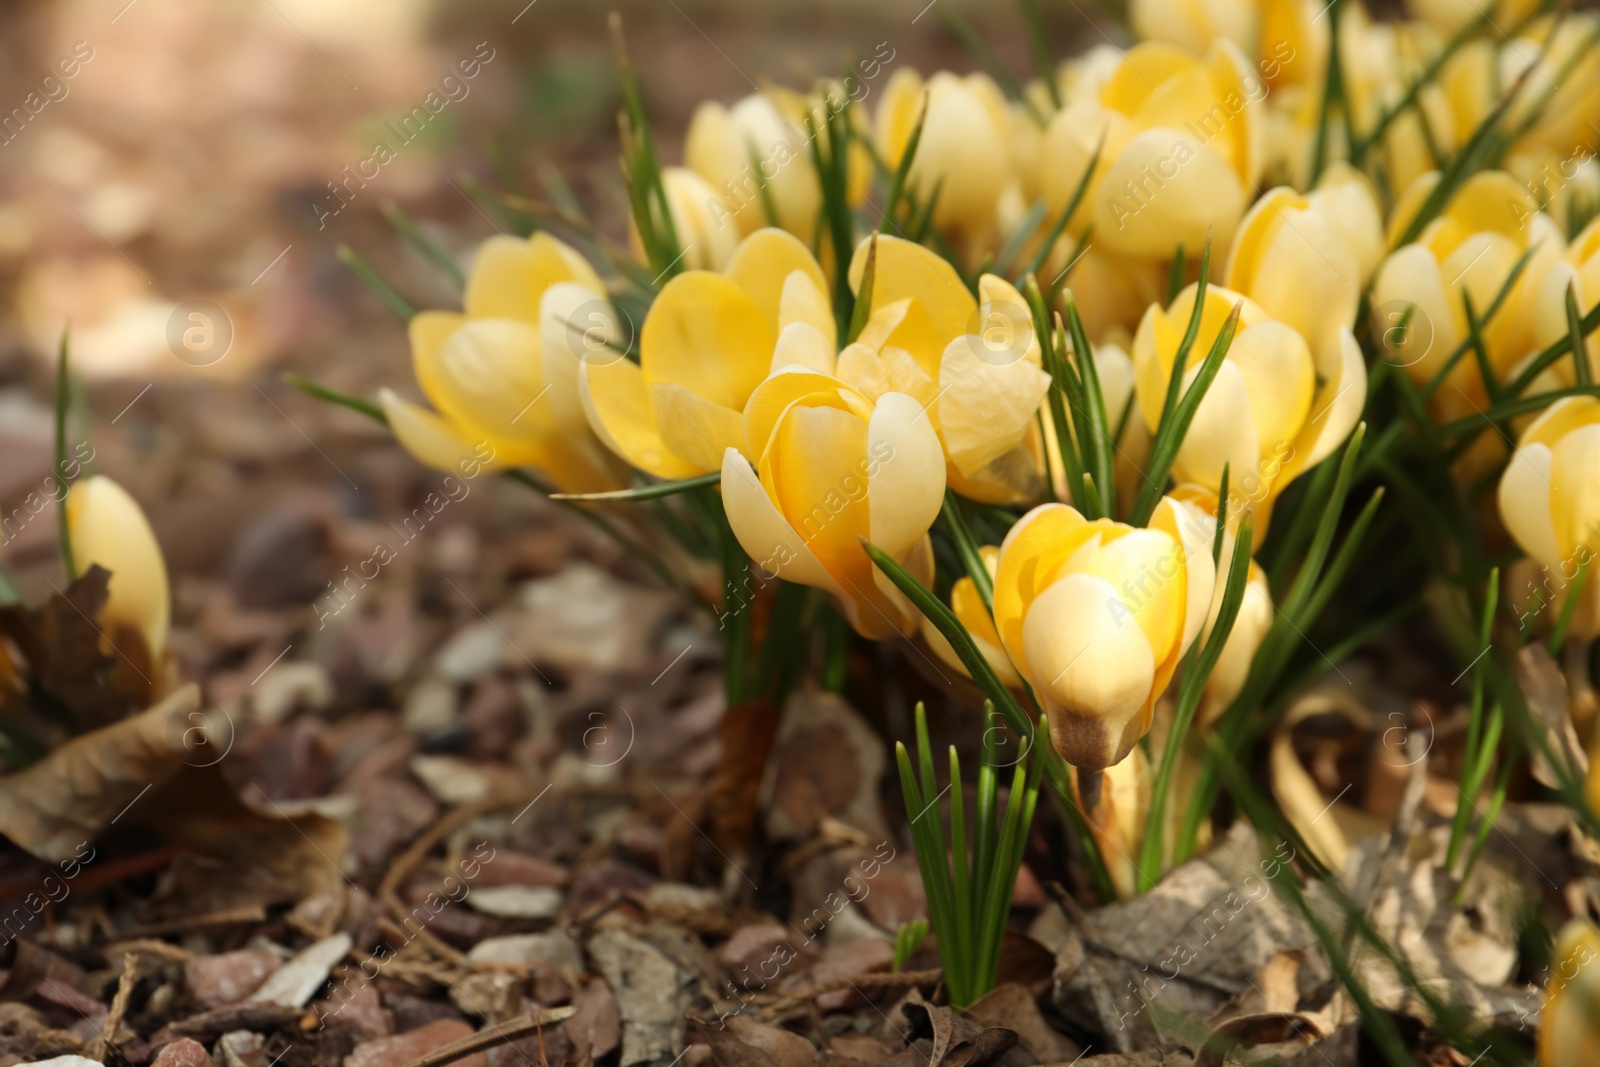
[335,0,1600,952]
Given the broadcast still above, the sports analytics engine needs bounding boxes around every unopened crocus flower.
[1538,919,1600,1065]
[1225,166,1383,363]
[876,69,1016,253]
[1373,170,1565,403]
[633,167,740,273]
[380,232,626,494]
[1498,396,1600,641]
[65,475,170,660]
[1131,283,1366,519]
[687,91,821,240]
[991,497,1216,771]
[1529,215,1600,384]
[583,228,833,479]
[1039,40,1267,261]
[721,369,945,640]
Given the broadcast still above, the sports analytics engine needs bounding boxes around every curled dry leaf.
[1516,644,1588,790]
[0,682,347,900]
[1269,687,1389,871]
[0,683,200,861]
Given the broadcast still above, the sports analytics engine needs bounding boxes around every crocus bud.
[1498,397,1600,642]
[876,69,1015,251]
[991,498,1216,771]
[686,92,820,240]
[65,475,170,659]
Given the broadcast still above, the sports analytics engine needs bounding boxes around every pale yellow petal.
[1499,441,1559,567]
[726,229,830,335]
[641,271,774,412]
[652,382,747,473]
[577,356,700,479]
[866,390,947,558]
[65,476,170,657]
[771,322,837,376]
[380,387,503,477]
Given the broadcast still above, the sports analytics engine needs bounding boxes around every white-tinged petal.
[1499,441,1559,566]
[1023,572,1156,768]
[1174,360,1260,492]
[937,333,1053,477]
[866,391,948,558]
[771,322,837,376]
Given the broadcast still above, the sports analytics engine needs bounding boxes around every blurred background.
[0,0,1101,630]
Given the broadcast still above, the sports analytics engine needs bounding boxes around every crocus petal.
[380,387,502,477]
[415,319,550,461]
[866,391,948,559]
[464,232,603,322]
[65,476,170,658]
[937,333,1053,477]
[641,271,775,412]
[1499,441,1559,567]
[578,356,701,479]
[652,382,747,474]
[726,229,831,337]
[721,447,849,605]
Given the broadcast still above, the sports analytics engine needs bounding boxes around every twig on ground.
[396,1006,577,1067]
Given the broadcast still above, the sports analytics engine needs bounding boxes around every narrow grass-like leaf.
[1567,280,1593,387]
[337,245,417,320]
[1549,557,1591,656]
[866,541,1118,899]
[1129,238,1213,524]
[1129,302,1241,527]
[1064,293,1116,518]
[947,745,974,998]
[1462,290,1499,402]
[880,97,927,234]
[381,202,466,290]
[1018,0,1060,108]
[1166,242,1185,304]
[550,471,721,501]
[1018,135,1101,280]
[54,329,76,582]
[1139,519,1255,888]
[941,490,994,610]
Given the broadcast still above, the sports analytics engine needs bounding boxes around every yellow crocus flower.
[1131,282,1365,518]
[876,69,1017,255]
[65,475,170,660]
[1039,40,1266,261]
[1225,167,1382,365]
[1538,920,1600,1066]
[1498,396,1600,641]
[841,235,1053,504]
[582,228,834,479]
[1373,170,1565,405]
[721,369,945,640]
[379,232,626,495]
[991,497,1217,771]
